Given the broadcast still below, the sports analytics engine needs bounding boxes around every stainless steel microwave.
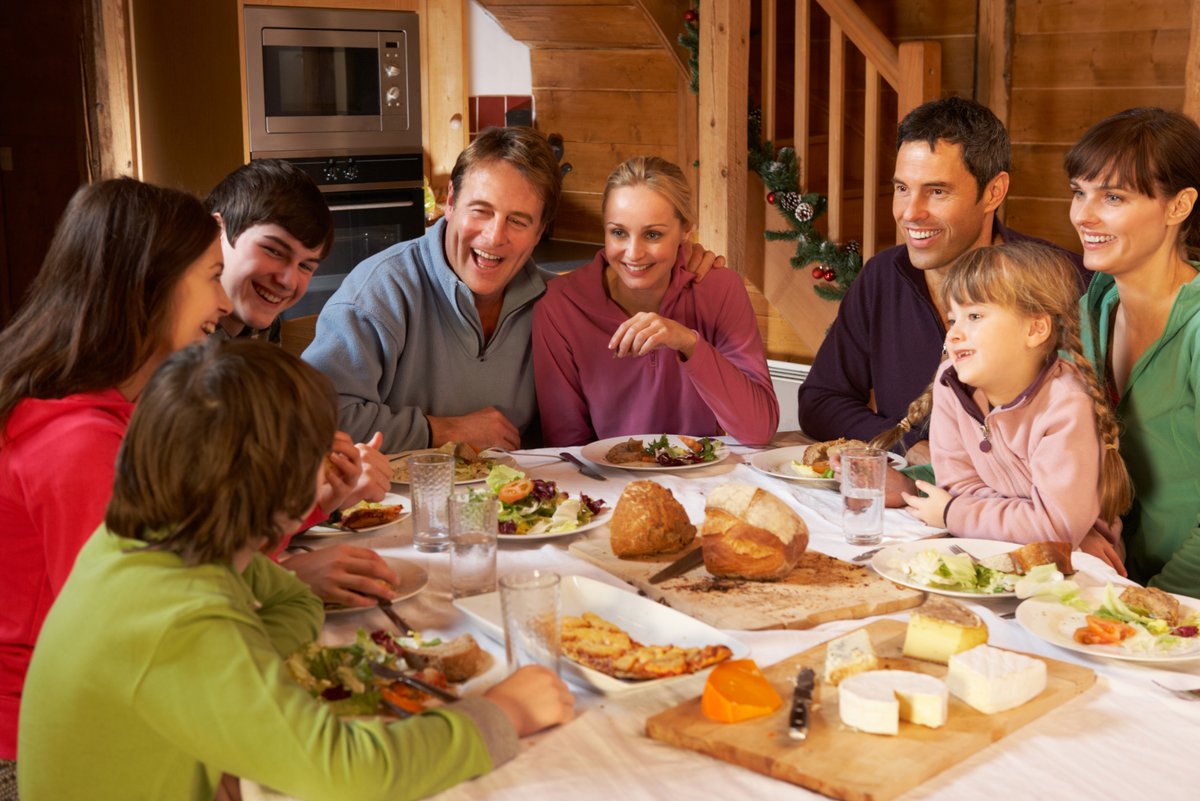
[243,6,422,158]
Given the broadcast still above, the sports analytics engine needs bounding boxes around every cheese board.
[568,539,924,630]
[645,619,1097,801]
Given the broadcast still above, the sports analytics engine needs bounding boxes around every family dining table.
[247,434,1200,801]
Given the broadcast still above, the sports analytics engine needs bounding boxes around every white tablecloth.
[254,440,1200,801]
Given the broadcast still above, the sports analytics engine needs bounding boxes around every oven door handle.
[331,201,416,211]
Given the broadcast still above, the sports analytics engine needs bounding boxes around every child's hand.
[901,479,951,528]
[339,432,390,509]
[1079,530,1128,577]
[317,433,362,514]
[830,452,915,508]
[483,665,575,736]
[282,545,399,607]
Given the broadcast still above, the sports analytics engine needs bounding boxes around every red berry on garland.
[811,266,824,280]
[823,270,836,282]
[684,9,698,22]
[767,192,776,204]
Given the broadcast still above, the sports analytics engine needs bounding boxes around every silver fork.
[1153,681,1200,701]
[479,447,566,462]
[948,543,980,563]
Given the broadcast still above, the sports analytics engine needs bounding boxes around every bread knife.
[789,667,815,741]
[647,547,705,584]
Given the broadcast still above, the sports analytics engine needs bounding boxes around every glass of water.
[448,489,498,598]
[408,453,454,552]
[841,447,886,546]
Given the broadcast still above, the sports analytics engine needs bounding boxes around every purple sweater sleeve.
[532,292,596,447]
[682,271,779,445]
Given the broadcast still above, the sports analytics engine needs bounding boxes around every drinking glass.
[841,447,886,546]
[499,570,561,675]
[408,453,454,552]
[449,490,498,598]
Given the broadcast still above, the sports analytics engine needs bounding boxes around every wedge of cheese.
[902,596,988,664]
[701,659,783,723]
[823,628,879,686]
[946,644,1047,714]
[838,670,948,735]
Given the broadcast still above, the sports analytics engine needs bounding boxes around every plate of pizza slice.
[453,575,748,695]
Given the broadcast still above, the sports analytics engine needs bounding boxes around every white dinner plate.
[306,492,410,536]
[579,434,729,472]
[498,508,614,542]
[871,538,1020,599]
[1016,587,1200,663]
[453,575,749,695]
[323,557,428,616]
[389,450,517,485]
[749,445,907,488]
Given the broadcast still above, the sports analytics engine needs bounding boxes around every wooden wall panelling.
[975,0,1012,122]
[1014,0,1182,34]
[484,6,660,47]
[1190,0,1200,121]
[530,48,678,91]
[1013,30,1188,88]
[1009,88,1183,144]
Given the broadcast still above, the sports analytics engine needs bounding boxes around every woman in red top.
[0,178,233,787]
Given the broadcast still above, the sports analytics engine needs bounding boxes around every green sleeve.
[132,598,495,801]
[1149,515,1200,598]
[901,462,935,486]
[240,553,323,658]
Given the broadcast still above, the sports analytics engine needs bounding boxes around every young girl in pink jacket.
[875,241,1131,553]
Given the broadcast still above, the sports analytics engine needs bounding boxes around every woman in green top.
[18,340,573,801]
[1068,108,1200,597]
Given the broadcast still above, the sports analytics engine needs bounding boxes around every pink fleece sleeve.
[680,272,779,445]
[533,293,596,447]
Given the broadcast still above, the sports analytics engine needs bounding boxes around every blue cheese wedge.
[823,629,879,685]
[946,644,1047,714]
[838,670,948,735]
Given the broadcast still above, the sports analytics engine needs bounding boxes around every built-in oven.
[280,153,425,319]
[243,6,421,158]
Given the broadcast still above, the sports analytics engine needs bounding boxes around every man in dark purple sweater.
[797,98,1085,455]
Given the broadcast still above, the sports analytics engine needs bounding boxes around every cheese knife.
[647,546,705,584]
[789,667,815,741]
[560,451,607,481]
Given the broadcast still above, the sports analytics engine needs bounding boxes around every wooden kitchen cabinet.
[122,0,464,196]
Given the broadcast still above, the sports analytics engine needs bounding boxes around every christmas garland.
[679,7,863,301]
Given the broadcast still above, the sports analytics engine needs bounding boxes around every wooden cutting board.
[568,539,924,630]
[645,619,1097,801]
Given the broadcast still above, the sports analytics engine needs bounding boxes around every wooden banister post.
[1187,0,1200,122]
[698,1,748,268]
[897,41,941,119]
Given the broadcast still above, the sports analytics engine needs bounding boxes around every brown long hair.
[1065,107,1200,260]
[0,178,218,431]
[105,339,337,565]
[871,242,1133,522]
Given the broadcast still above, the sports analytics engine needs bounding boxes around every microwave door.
[261,28,400,133]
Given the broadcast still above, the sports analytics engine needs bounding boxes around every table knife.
[377,599,414,635]
[648,547,705,584]
[789,667,815,741]
[560,451,607,480]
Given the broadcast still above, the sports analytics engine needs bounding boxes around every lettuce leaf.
[486,464,526,494]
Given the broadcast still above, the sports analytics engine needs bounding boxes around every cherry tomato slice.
[498,479,534,504]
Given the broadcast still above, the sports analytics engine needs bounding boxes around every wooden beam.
[897,41,941,119]
[1188,0,1200,122]
[976,0,1013,124]
[794,0,810,187]
[88,0,137,178]
[827,21,844,242]
[761,0,777,140]
[420,0,468,192]
[863,62,879,260]
[697,1,748,267]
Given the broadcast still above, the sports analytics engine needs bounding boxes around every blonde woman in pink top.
[874,241,1131,550]
[533,157,778,446]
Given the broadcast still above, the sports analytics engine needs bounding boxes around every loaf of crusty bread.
[609,480,696,557]
[700,484,808,580]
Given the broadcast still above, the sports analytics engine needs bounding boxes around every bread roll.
[398,634,489,682]
[609,480,696,557]
[700,484,808,580]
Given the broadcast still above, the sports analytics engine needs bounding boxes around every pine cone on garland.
[777,192,802,215]
[794,202,815,223]
[843,240,861,255]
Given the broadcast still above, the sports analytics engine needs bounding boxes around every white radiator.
[768,359,810,434]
